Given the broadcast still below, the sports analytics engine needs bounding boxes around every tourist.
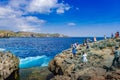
[74,42,79,48]
[72,44,76,57]
[104,35,107,40]
[94,36,97,42]
[115,31,119,38]
[111,46,120,67]
[86,38,89,45]
[83,40,86,46]
[86,44,90,49]
[82,52,88,64]
[111,33,114,39]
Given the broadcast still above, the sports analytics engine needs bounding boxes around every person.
[111,46,120,67]
[86,44,90,49]
[82,52,88,64]
[72,44,76,57]
[83,40,86,46]
[111,33,114,39]
[86,38,89,45]
[74,42,79,48]
[115,31,119,38]
[104,35,107,40]
[94,36,97,42]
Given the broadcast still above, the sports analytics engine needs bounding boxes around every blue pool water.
[0,37,104,68]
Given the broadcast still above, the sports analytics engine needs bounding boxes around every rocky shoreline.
[48,38,120,80]
[0,51,19,80]
[1,37,120,80]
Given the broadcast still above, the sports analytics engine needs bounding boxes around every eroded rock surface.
[0,52,19,80]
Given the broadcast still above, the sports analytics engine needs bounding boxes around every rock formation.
[48,38,120,80]
[0,51,19,80]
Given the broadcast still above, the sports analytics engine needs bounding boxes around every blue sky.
[0,0,120,37]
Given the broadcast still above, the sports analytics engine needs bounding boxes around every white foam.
[19,55,51,68]
[0,48,6,52]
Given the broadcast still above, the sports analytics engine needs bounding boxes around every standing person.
[104,35,107,40]
[82,52,88,64]
[111,33,114,39]
[94,36,97,42]
[86,38,89,45]
[86,44,90,49]
[74,42,79,48]
[83,40,86,46]
[111,46,120,67]
[115,31,119,38]
[72,44,76,57]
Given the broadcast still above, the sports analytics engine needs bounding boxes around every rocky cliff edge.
[48,38,120,80]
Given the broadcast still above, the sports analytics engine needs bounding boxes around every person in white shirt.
[82,52,88,64]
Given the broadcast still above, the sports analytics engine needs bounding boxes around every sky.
[0,0,120,37]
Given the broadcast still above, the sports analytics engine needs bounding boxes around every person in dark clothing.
[111,46,120,66]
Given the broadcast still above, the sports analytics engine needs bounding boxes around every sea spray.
[20,55,51,68]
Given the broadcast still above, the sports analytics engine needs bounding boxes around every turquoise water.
[0,37,104,68]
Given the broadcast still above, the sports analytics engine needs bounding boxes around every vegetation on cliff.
[0,30,67,38]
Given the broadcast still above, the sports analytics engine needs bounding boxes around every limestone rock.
[0,52,19,80]
[48,38,120,80]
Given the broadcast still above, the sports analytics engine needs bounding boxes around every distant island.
[0,30,67,38]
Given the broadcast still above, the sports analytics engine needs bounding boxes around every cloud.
[0,0,71,32]
[67,22,76,26]
[0,5,45,32]
[27,0,71,14]
[56,3,70,14]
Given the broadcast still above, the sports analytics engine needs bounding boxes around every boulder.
[0,52,19,80]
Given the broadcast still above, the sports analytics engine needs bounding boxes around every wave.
[0,48,6,52]
[19,55,51,68]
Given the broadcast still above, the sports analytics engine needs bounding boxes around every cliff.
[0,51,19,80]
[0,30,67,38]
[48,38,120,80]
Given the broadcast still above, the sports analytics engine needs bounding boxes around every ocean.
[0,37,104,68]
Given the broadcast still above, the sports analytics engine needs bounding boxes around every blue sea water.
[0,37,104,68]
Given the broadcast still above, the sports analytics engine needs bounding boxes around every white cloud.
[27,0,71,14]
[67,23,76,26]
[0,7,22,18]
[25,16,46,24]
[0,0,71,32]
[28,0,57,13]
[57,7,64,14]
[56,3,70,14]
[9,0,28,9]
[0,6,45,32]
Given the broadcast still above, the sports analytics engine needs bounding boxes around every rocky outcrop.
[48,38,120,80]
[0,51,19,80]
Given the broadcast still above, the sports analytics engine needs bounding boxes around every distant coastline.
[0,30,67,38]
